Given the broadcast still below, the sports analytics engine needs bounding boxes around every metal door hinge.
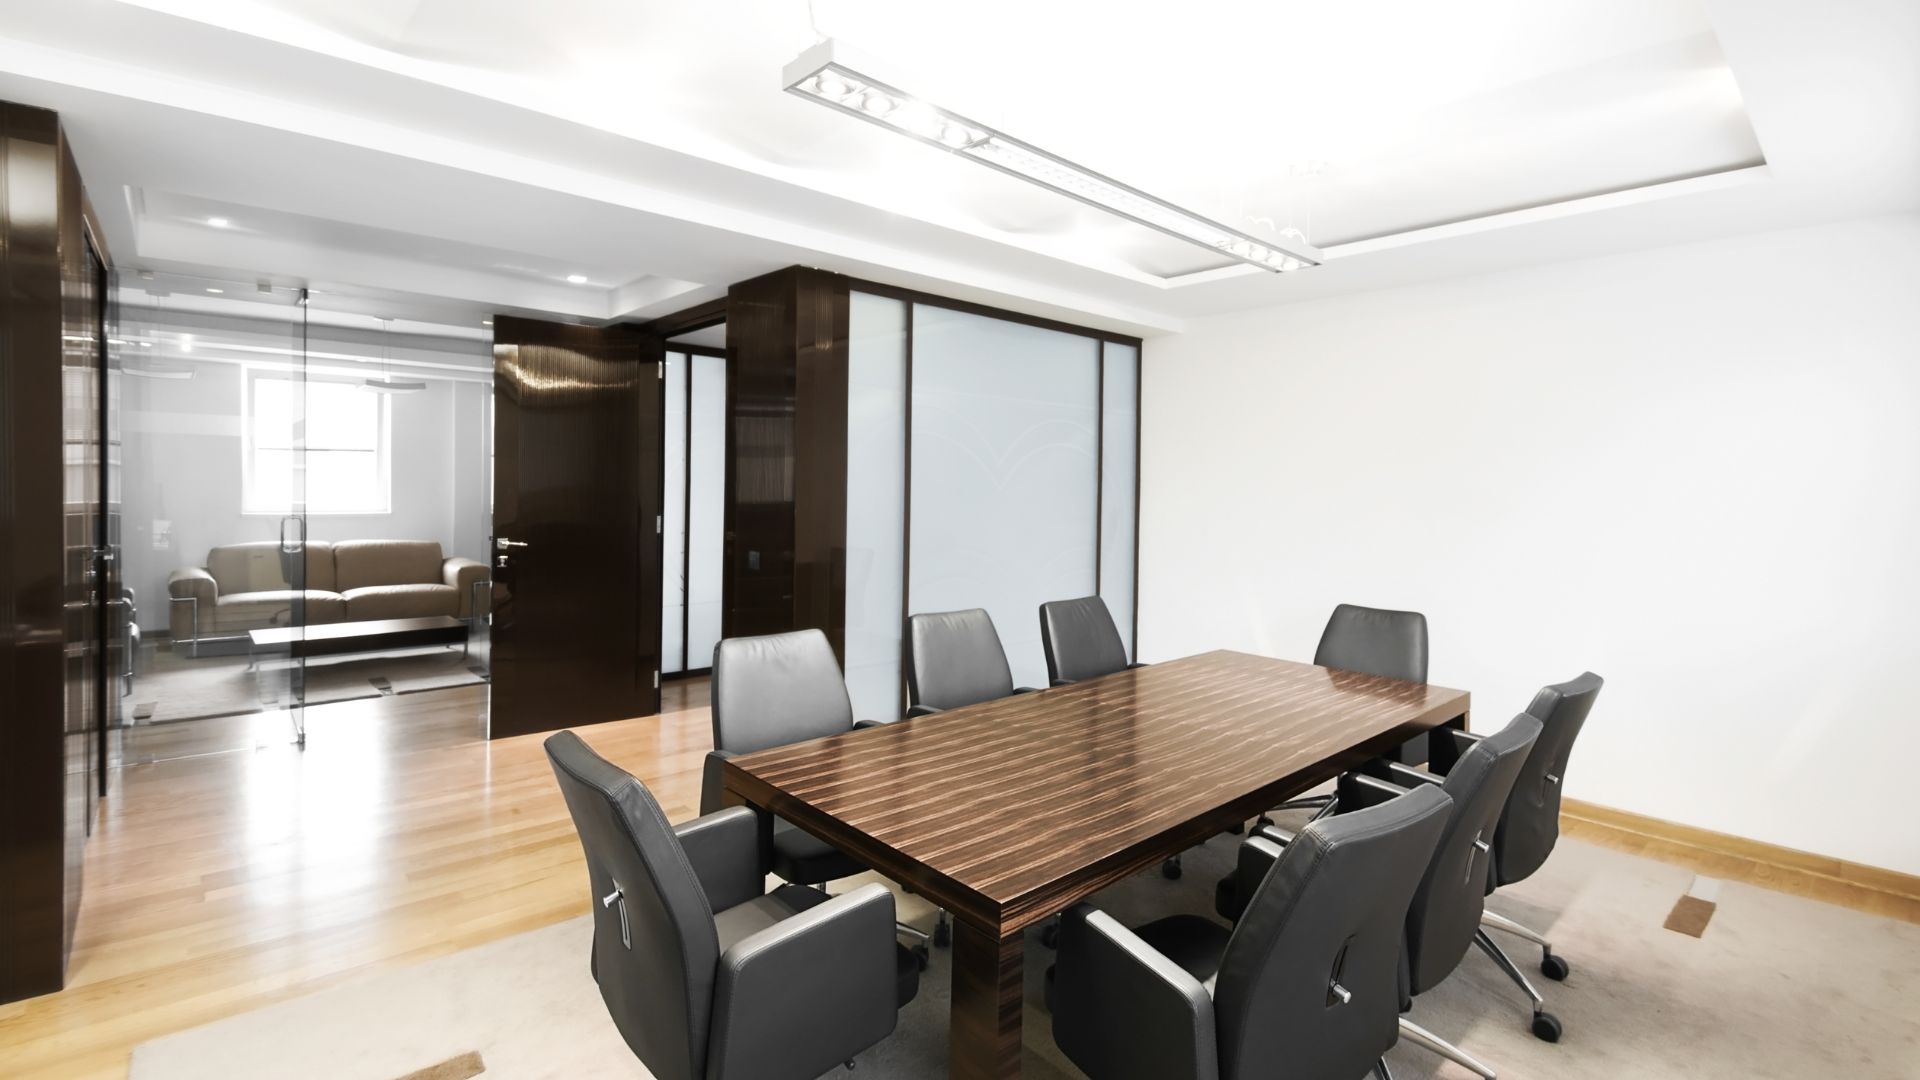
[656,514,662,534]
[653,670,660,689]
[656,360,664,379]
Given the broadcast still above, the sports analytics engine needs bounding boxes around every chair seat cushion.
[342,583,459,621]
[1135,914,1233,995]
[771,818,866,884]
[712,884,919,1008]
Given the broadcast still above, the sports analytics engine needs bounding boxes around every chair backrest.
[332,539,443,590]
[710,629,854,755]
[1214,785,1453,1080]
[545,730,718,1080]
[1039,596,1129,684]
[1313,604,1428,683]
[1493,672,1604,888]
[906,608,1016,711]
[1404,713,1541,996]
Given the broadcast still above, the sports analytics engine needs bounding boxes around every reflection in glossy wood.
[725,650,1469,1078]
[0,680,712,1079]
[728,651,1469,932]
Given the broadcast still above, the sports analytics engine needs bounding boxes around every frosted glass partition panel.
[686,353,727,672]
[910,306,1100,690]
[843,293,909,721]
[661,352,688,673]
[1099,342,1140,661]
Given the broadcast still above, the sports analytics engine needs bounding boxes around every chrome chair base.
[1398,1017,1497,1079]
[1473,928,1565,1042]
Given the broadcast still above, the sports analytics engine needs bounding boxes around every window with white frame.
[243,368,391,515]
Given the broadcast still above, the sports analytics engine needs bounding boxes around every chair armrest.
[1052,903,1220,1080]
[1128,662,1150,670]
[1358,759,1445,789]
[1427,728,1484,776]
[672,806,765,913]
[701,749,738,816]
[854,715,906,729]
[1050,678,1077,688]
[708,883,900,1080]
[1013,686,1042,695]
[1337,772,1412,810]
[441,557,488,618]
[903,704,943,719]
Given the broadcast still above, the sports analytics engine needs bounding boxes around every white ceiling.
[0,0,1912,338]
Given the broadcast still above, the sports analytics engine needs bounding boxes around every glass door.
[113,274,309,760]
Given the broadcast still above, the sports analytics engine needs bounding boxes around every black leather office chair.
[904,607,1037,717]
[1224,713,1542,1077]
[1051,784,1454,1080]
[1038,595,1141,686]
[1474,673,1604,1025]
[546,730,918,1080]
[1266,603,1432,825]
[699,629,939,953]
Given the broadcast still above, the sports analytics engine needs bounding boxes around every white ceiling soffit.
[0,0,1911,336]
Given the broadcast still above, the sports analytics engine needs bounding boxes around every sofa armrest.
[167,567,217,640]
[442,557,489,618]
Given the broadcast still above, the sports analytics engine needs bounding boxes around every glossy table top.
[723,650,1469,930]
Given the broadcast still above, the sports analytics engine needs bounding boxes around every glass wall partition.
[842,292,1140,721]
[662,346,727,676]
[114,278,491,761]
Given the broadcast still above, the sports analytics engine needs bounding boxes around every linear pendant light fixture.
[783,39,1322,273]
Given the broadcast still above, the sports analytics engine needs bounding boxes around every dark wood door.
[489,317,661,738]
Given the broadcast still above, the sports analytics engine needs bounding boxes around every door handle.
[495,537,529,551]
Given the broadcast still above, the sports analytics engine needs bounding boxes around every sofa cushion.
[332,540,444,590]
[211,590,347,631]
[206,541,336,594]
[342,583,459,621]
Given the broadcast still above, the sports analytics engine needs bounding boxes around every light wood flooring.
[0,680,712,1079]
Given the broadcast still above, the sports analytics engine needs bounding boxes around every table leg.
[949,918,1024,1080]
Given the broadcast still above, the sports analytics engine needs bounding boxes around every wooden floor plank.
[0,680,710,1080]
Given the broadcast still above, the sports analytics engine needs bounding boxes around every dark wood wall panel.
[722,268,851,656]
[0,101,104,1004]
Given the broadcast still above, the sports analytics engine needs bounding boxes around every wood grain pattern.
[725,650,1467,1078]
[948,921,1024,1080]
[727,650,1468,932]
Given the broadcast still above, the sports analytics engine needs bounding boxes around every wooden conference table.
[722,649,1471,1080]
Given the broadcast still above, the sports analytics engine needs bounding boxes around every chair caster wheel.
[1531,1011,1563,1043]
[1540,952,1570,981]
[912,944,930,971]
[933,919,951,947]
[1040,922,1060,949]
[1161,857,1183,880]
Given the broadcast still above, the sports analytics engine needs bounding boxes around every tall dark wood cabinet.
[1,101,113,1005]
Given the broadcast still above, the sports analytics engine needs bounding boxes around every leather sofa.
[167,540,487,645]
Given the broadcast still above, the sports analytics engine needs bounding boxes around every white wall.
[1140,213,1920,876]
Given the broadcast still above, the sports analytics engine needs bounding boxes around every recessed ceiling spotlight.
[565,274,589,285]
[207,217,230,228]
[782,39,1322,274]
[206,287,224,294]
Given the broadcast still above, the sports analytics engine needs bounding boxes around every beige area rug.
[129,832,1920,1079]
[130,644,487,724]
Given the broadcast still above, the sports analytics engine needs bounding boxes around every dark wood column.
[0,101,106,1005]
[722,268,850,657]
